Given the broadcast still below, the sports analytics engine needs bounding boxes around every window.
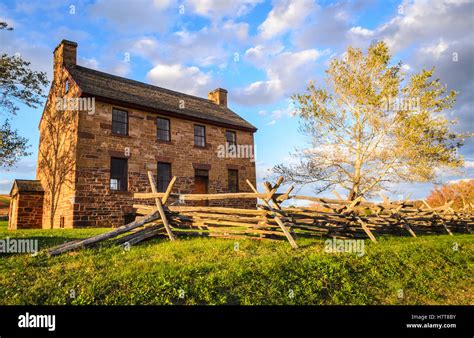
[157,117,170,141]
[110,157,128,191]
[60,216,65,229]
[226,130,236,147]
[157,162,171,192]
[65,79,70,94]
[194,125,206,147]
[228,169,239,193]
[112,108,128,135]
[124,214,136,225]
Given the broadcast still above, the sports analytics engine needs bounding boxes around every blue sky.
[0,0,473,200]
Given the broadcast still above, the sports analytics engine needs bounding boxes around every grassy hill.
[0,220,472,305]
[0,195,9,217]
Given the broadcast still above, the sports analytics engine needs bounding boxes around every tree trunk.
[49,200,55,229]
[49,191,58,229]
[348,178,361,201]
[348,189,357,201]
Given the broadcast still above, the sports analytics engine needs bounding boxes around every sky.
[0,0,473,201]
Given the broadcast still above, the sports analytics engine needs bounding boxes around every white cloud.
[244,42,285,62]
[146,63,212,96]
[185,0,261,19]
[401,64,411,72]
[108,61,131,77]
[0,179,13,194]
[234,48,323,105]
[0,28,51,80]
[78,57,99,70]
[235,79,281,105]
[348,26,375,38]
[419,39,449,59]
[131,20,249,69]
[448,178,473,184]
[376,0,472,53]
[258,0,315,39]
[89,0,173,33]
[464,161,474,169]
[133,38,158,52]
[267,99,296,122]
[292,1,361,49]
[121,18,256,99]
[153,0,172,9]
[0,158,37,194]
[222,20,249,41]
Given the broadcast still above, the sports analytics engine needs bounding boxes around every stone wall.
[8,193,44,230]
[36,42,80,229]
[72,100,257,227]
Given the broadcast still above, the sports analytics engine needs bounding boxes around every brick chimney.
[208,88,228,107]
[54,39,77,68]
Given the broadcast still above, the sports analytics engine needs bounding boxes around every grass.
[0,220,472,305]
[0,195,9,205]
[0,195,9,216]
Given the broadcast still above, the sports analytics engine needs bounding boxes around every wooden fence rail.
[47,173,473,256]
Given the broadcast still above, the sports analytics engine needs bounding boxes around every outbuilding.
[8,180,44,230]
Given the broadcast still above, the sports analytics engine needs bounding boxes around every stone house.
[9,40,257,229]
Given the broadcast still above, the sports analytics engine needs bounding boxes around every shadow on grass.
[0,236,92,257]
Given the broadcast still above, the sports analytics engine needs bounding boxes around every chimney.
[208,88,228,107]
[54,39,77,68]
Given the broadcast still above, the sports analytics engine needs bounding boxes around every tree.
[0,120,29,167]
[274,41,469,200]
[427,180,474,210]
[0,21,48,167]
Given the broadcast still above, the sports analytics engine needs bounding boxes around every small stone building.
[9,40,257,229]
[8,180,44,230]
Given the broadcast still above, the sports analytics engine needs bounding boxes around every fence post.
[147,171,176,241]
[246,179,298,249]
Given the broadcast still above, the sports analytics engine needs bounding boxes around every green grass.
[0,220,472,305]
[0,195,9,216]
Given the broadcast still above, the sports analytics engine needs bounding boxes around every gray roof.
[66,65,257,132]
[10,180,44,196]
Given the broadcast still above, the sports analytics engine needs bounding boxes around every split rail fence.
[48,172,473,256]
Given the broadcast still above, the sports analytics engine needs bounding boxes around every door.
[194,170,209,206]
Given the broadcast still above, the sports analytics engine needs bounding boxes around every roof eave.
[80,92,258,133]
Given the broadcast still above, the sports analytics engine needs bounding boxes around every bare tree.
[274,42,469,200]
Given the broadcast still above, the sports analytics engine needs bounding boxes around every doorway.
[194,169,209,206]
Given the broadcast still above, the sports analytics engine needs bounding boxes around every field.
[0,220,472,305]
[0,195,9,218]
